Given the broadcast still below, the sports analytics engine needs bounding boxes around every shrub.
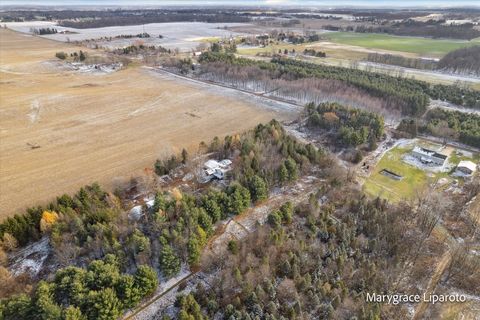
[55,52,67,60]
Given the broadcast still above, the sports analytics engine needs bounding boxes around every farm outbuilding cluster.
[411,146,448,166]
[201,159,232,182]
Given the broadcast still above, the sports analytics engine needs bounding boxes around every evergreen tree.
[79,50,86,62]
[284,158,298,181]
[278,163,289,184]
[159,244,181,278]
[187,236,201,266]
[134,265,158,297]
[1,294,32,320]
[227,183,251,215]
[34,281,62,320]
[85,288,122,320]
[62,306,86,320]
[115,275,141,309]
[248,175,268,203]
[181,148,188,164]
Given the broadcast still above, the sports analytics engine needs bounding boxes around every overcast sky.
[1,0,479,8]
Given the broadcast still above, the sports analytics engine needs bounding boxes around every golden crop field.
[0,29,290,218]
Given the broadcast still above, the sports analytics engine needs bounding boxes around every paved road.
[358,61,480,85]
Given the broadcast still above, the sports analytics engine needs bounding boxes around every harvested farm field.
[4,21,249,51]
[0,29,293,219]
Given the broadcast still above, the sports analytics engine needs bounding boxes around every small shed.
[456,160,477,175]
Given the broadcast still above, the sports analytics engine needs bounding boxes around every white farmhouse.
[201,159,232,182]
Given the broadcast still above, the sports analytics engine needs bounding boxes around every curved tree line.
[198,52,480,114]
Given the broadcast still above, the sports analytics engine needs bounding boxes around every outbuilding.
[411,146,447,166]
[456,160,477,175]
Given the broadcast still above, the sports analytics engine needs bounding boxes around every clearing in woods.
[0,29,292,219]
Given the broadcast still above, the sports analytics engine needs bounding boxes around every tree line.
[58,11,250,29]
[424,108,480,148]
[303,48,326,58]
[30,27,58,35]
[397,108,480,148]
[326,20,480,40]
[115,32,151,39]
[199,52,430,115]
[366,52,437,70]
[195,53,395,119]
[197,52,480,112]
[437,45,480,77]
[367,47,480,77]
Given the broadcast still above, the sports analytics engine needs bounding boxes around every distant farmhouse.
[456,160,477,176]
[411,146,448,166]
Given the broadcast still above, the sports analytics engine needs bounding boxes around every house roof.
[457,160,477,172]
[413,146,447,160]
[204,159,220,170]
[219,159,232,167]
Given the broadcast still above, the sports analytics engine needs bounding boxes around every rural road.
[357,60,480,85]
[428,100,480,116]
[295,51,480,87]
[412,250,452,320]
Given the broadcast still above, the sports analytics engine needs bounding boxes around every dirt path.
[123,174,323,319]
[412,250,452,320]
[124,272,195,320]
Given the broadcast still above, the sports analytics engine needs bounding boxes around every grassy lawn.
[325,32,480,57]
[237,42,368,60]
[363,146,429,202]
[363,141,479,203]
[238,42,308,55]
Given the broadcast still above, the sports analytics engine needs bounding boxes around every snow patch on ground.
[63,62,123,74]
[5,21,250,52]
[9,237,50,277]
[28,100,41,123]
[125,266,192,320]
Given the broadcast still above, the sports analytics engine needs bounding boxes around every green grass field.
[363,146,429,202]
[237,42,368,60]
[363,141,479,203]
[325,32,480,57]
